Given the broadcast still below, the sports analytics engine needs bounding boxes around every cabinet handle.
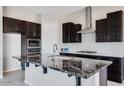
[109,58,115,61]
[107,35,109,40]
[97,57,101,60]
[76,34,79,41]
[33,32,36,37]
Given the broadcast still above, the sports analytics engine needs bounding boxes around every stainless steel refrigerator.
[3,33,27,71]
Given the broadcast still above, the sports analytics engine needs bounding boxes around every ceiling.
[4,6,85,16]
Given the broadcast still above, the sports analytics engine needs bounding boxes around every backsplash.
[60,33,124,54]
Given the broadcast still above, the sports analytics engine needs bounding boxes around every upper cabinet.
[96,19,108,42]
[15,19,26,35]
[3,17,26,34]
[3,17,41,39]
[62,22,74,43]
[107,11,123,42]
[35,23,41,39]
[26,22,41,39]
[74,24,82,42]
[3,17,14,33]
[62,22,82,43]
[96,10,123,42]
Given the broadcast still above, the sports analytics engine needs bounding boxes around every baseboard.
[24,80,34,86]
[3,67,21,72]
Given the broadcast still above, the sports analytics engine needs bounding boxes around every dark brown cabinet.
[27,22,36,38]
[96,11,123,42]
[16,20,26,35]
[3,17,26,34]
[107,11,123,42]
[35,24,41,39]
[62,22,74,43]
[96,19,108,42]
[26,22,41,39]
[62,22,82,43]
[74,24,82,42]
[3,17,16,33]
[3,17,41,39]
[107,58,122,82]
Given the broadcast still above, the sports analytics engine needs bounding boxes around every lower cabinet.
[97,56,123,83]
[107,58,123,83]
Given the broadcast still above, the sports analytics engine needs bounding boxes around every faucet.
[53,44,58,56]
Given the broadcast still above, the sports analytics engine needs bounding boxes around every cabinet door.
[74,24,82,42]
[69,23,75,42]
[35,23,41,39]
[62,23,70,43]
[95,57,123,83]
[107,11,123,42]
[13,19,19,33]
[107,58,122,83]
[17,20,26,35]
[3,17,26,34]
[62,22,81,43]
[26,22,36,38]
[3,17,15,33]
[26,22,41,39]
[96,19,108,42]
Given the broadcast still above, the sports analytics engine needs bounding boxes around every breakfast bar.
[25,55,112,86]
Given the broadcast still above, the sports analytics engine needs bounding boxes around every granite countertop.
[13,56,26,61]
[60,51,124,58]
[33,55,112,79]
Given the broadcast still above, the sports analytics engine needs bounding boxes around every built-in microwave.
[27,39,40,48]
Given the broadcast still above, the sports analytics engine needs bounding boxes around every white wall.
[0,6,3,78]
[42,21,59,55]
[41,13,66,55]
[3,6,41,23]
[59,6,124,54]
[41,13,60,55]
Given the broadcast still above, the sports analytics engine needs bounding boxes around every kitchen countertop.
[29,55,112,79]
[60,51,124,58]
[13,56,26,61]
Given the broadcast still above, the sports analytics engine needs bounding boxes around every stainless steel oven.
[27,54,41,63]
[27,48,41,55]
[27,39,40,48]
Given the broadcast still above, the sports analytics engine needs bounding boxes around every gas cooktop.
[76,51,97,54]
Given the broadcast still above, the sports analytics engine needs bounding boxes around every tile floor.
[0,70,123,86]
[107,80,124,86]
[0,70,28,86]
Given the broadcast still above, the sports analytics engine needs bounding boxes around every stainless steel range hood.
[77,6,95,34]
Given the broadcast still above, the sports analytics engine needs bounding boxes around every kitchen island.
[25,55,112,86]
[60,52,124,83]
